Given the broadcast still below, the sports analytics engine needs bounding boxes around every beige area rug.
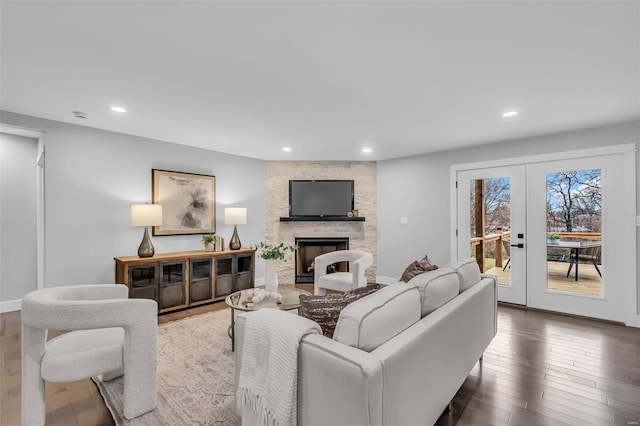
[93,309,241,425]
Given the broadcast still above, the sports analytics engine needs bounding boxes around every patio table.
[547,239,601,281]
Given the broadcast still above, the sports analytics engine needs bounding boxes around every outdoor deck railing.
[470,231,602,272]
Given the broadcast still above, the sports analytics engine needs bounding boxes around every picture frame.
[152,169,216,236]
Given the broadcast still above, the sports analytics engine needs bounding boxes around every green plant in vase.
[201,234,215,251]
[254,242,297,292]
[547,233,561,244]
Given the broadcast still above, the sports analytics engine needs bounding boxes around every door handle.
[510,243,524,248]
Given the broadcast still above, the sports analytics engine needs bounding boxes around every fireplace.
[295,237,349,283]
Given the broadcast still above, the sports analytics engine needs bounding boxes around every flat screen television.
[289,180,354,217]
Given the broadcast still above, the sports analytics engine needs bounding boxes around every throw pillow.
[399,260,424,282]
[299,284,381,338]
[418,254,439,272]
[399,255,439,282]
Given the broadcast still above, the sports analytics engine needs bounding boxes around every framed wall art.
[152,169,216,235]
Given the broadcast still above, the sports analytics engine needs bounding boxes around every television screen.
[289,180,354,217]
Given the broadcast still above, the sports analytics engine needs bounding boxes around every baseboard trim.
[0,299,22,313]
[376,275,399,285]
[498,302,632,327]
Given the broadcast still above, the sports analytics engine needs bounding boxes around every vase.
[204,242,214,252]
[265,260,279,292]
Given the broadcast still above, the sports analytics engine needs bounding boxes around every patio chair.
[566,244,602,280]
[502,239,511,271]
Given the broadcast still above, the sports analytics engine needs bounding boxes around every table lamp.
[131,204,163,257]
[225,207,247,250]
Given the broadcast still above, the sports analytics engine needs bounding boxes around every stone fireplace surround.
[266,161,377,285]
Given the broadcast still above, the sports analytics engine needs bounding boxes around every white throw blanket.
[236,308,321,426]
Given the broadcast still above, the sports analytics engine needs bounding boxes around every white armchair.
[21,284,158,425]
[314,250,373,295]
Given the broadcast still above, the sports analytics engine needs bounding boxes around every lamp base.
[138,227,155,258]
[229,225,241,250]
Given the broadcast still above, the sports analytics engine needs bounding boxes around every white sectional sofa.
[234,259,497,426]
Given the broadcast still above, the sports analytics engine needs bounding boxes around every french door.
[453,146,636,324]
[528,155,629,322]
[456,165,527,305]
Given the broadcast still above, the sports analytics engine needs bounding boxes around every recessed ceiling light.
[282,147,292,152]
[502,110,518,118]
[362,148,372,153]
[111,106,127,113]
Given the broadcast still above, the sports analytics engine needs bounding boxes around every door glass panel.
[546,169,602,296]
[469,177,512,286]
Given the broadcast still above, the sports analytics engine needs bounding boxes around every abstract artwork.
[152,169,215,235]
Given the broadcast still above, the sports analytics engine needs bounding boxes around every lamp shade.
[131,204,163,227]
[224,207,247,225]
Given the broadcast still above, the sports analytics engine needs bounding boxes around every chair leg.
[123,325,158,419]
[566,261,574,278]
[593,262,602,277]
[22,324,47,426]
[502,258,510,271]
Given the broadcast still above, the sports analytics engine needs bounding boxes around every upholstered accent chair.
[21,284,158,425]
[314,250,373,295]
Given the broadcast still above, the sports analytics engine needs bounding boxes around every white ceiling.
[1,1,638,161]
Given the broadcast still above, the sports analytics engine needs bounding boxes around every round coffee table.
[225,286,311,351]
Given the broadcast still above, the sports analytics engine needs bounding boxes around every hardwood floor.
[2,301,639,425]
[437,304,640,426]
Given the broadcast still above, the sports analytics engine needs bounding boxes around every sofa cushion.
[408,268,460,316]
[444,259,482,292]
[333,283,421,352]
[299,284,381,338]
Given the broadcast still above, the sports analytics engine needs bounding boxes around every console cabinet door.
[128,264,159,303]
[190,258,213,304]
[159,261,187,311]
[215,256,234,297]
[234,254,254,292]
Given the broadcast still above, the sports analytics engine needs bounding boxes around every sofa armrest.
[234,315,384,426]
[298,334,383,426]
[481,273,498,335]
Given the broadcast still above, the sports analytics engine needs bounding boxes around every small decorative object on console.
[201,233,215,251]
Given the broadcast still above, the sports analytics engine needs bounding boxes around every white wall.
[0,111,266,291]
[377,120,640,314]
[0,132,38,304]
